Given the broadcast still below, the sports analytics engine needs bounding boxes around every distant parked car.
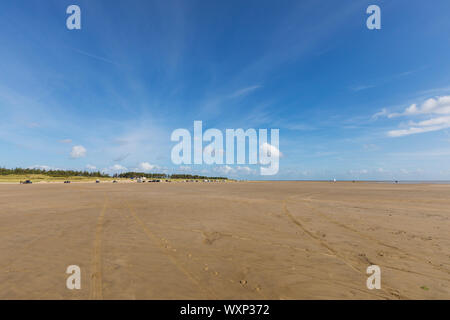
[20,180,32,184]
[96,179,100,183]
[113,180,118,183]
[64,181,71,184]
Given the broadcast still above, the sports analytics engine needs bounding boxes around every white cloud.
[260,142,283,158]
[388,121,450,137]
[86,164,97,170]
[102,164,127,174]
[214,165,234,175]
[372,108,388,120]
[411,116,450,126]
[112,164,127,171]
[213,165,256,176]
[235,166,256,174]
[348,169,369,175]
[388,117,450,137]
[383,96,450,137]
[138,162,157,172]
[59,139,72,144]
[389,96,450,118]
[70,145,87,158]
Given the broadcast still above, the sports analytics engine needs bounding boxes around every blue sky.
[1,0,450,180]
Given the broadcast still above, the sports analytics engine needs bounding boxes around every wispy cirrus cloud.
[114,153,131,162]
[351,68,424,92]
[73,49,119,66]
[350,84,376,92]
[228,85,261,98]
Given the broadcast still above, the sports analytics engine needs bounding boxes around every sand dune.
[0,181,448,299]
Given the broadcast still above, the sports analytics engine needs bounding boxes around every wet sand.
[0,181,448,299]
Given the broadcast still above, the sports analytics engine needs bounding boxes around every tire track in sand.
[90,194,108,300]
[110,201,270,299]
[282,200,405,299]
[123,199,217,299]
[296,194,450,277]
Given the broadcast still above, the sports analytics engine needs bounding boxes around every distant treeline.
[0,167,227,180]
[0,167,109,177]
[114,172,167,179]
[114,172,227,180]
[169,174,227,180]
